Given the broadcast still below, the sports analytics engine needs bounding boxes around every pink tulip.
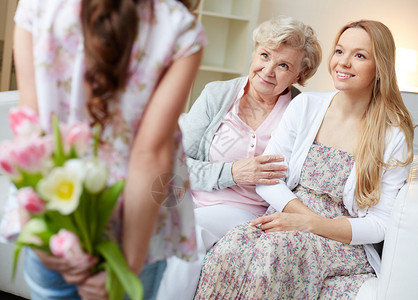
[9,106,42,138]
[0,140,20,179]
[17,187,45,214]
[49,229,89,266]
[11,136,54,173]
[61,122,92,156]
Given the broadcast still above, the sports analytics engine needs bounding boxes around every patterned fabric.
[195,141,376,299]
[12,0,207,263]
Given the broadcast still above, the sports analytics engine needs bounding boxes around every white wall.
[258,0,418,93]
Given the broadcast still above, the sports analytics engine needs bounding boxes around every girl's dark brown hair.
[81,0,198,128]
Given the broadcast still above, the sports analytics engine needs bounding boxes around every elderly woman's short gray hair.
[253,16,322,86]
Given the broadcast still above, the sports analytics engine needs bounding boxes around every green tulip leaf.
[96,240,143,300]
[95,180,125,243]
[44,211,78,236]
[105,262,125,300]
[14,171,43,189]
[11,244,22,281]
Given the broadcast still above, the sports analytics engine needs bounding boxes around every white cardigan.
[256,91,410,275]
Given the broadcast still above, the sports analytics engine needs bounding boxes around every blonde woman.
[195,20,414,299]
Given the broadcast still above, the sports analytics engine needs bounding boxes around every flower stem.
[52,115,66,166]
[90,194,97,244]
[93,124,101,158]
[73,209,92,254]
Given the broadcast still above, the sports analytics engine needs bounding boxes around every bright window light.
[396,48,418,93]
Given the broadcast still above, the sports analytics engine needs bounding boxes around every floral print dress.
[195,141,376,299]
[12,0,207,264]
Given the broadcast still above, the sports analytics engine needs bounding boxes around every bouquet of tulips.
[0,106,143,300]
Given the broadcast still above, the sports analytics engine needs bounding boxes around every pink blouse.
[193,81,291,216]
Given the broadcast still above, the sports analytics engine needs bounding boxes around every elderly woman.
[156,16,321,299]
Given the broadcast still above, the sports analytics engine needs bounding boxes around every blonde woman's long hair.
[332,20,414,208]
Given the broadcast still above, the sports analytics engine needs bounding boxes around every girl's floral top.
[12,0,207,263]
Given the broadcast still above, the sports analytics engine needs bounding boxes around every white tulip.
[84,158,108,194]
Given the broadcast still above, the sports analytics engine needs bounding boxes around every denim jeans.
[135,260,167,300]
[23,248,79,300]
[24,248,167,300]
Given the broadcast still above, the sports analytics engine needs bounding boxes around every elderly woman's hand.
[231,155,287,185]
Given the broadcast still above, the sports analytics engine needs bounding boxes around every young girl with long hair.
[12,0,206,299]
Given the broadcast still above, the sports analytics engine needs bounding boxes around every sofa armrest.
[357,157,418,299]
[376,158,418,299]
[0,176,30,298]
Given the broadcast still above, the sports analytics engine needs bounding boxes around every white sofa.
[356,159,418,299]
[0,90,30,298]
[0,90,417,299]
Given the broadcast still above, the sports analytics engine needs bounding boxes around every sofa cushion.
[376,158,418,299]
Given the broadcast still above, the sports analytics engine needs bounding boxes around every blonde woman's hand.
[231,155,287,185]
[250,212,317,233]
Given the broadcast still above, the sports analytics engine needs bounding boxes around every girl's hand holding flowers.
[33,249,98,285]
[77,270,109,300]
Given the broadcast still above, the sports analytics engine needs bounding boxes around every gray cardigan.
[179,76,300,191]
